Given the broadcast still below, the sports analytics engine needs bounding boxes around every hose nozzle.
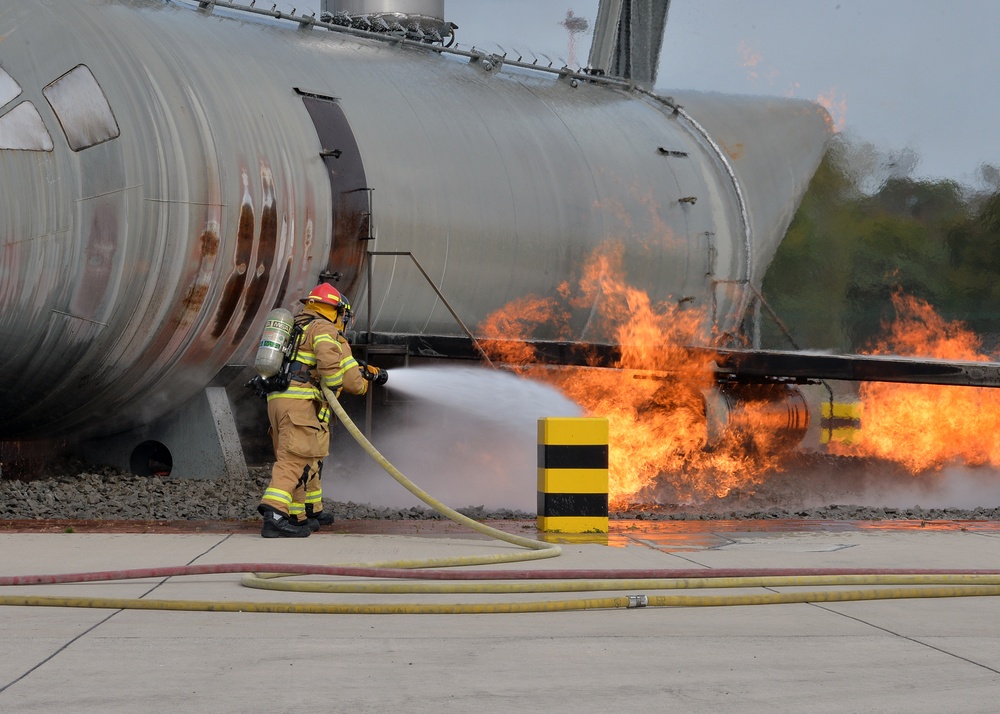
[363,363,389,386]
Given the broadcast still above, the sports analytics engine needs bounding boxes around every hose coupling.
[627,595,648,608]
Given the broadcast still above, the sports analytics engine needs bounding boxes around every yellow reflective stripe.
[289,502,305,517]
[318,404,330,423]
[321,373,345,389]
[295,350,318,366]
[322,357,355,388]
[263,488,293,506]
[305,490,322,505]
[322,363,347,387]
[266,384,321,401]
[314,334,338,347]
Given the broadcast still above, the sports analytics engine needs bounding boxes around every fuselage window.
[0,66,22,108]
[0,102,54,151]
[42,64,119,151]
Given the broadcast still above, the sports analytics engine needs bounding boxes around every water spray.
[335,364,582,512]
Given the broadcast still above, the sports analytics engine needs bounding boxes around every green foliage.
[760,138,1000,353]
[942,191,1000,339]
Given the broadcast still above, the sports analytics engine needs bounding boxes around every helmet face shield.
[341,300,354,329]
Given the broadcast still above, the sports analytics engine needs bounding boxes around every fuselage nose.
[0,41,140,438]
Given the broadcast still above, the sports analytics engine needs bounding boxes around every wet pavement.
[2,519,1000,712]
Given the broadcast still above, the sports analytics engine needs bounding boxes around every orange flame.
[478,244,793,507]
[735,38,847,133]
[816,88,848,133]
[737,40,764,82]
[834,292,1000,472]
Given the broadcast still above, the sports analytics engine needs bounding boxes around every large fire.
[478,238,998,505]
[478,248,1000,505]
[478,245,791,508]
[833,292,1000,472]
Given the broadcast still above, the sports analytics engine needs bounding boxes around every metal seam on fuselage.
[671,104,753,284]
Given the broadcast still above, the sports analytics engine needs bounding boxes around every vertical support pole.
[752,294,762,349]
[537,417,609,533]
[365,251,374,437]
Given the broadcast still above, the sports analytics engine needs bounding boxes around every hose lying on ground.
[5,570,1000,614]
[4,388,1000,613]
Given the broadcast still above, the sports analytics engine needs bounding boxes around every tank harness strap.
[288,360,311,383]
[288,315,318,384]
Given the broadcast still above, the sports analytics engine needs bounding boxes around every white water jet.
[329,365,583,512]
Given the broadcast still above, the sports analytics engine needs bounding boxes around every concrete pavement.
[2,520,1000,712]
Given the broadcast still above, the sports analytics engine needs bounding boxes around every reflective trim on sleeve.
[322,355,357,389]
[321,374,345,390]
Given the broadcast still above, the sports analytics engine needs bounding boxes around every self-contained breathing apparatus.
[245,308,305,399]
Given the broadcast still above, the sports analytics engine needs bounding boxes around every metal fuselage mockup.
[0,0,831,444]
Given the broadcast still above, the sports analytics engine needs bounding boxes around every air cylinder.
[254,308,294,379]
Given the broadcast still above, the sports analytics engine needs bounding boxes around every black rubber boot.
[258,505,311,538]
[299,517,320,533]
[306,505,335,528]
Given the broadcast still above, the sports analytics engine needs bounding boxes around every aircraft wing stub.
[361,335,1000,389]
[710,348,1000,389]
[526,341,1000,389]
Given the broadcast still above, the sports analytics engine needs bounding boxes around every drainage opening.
[130,440,173,477]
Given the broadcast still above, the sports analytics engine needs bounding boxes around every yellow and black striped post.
[820,400,862,445]
[537,417,609,533]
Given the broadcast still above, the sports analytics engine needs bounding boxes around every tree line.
[759,136,1000,354]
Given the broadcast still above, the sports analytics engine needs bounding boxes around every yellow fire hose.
[244,383,563,581]
[4,385,1000,613]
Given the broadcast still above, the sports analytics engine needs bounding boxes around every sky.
[284,0,1000,188]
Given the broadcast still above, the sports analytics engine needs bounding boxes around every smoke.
[325,365,583,512]
[847,466,1000,511]
[721,455,1000,513]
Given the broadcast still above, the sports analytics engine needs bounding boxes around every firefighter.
[258,282,387,538]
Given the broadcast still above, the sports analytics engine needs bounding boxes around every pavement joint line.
[0,608,121,696]
[810,604,1000,676]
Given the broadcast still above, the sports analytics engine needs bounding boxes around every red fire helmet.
[299,283,344,308]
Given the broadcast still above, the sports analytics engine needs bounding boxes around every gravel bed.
[0,463,534,522]
[2,454,1000,522]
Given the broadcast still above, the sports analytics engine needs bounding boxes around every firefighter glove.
[363,364,388,386]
